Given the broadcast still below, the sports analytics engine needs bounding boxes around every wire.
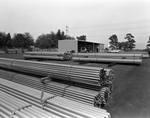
[69,19,150,29]
[69,26,150,33]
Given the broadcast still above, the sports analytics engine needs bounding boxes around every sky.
[0,0,150,49]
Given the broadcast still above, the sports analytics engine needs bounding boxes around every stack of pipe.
[72,53,143,65]
[0,58,115,86]
[73,53,143,59]
[0,69,15,80]
[72,57,142,65]
[0,58,15,69]
[0,78,110,118]
[24,55,66,60]
[0,91,58,118]
[0,58,115,107]
[12,74,69,96]
[24,51,73,60]
[63,86,98,105]
[0,69,99,106]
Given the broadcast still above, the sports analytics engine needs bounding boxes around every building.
[58,40,104,53]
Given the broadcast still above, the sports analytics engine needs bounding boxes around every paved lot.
[0,53,150,118]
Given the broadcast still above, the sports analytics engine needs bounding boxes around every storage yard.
[0,52,150,118]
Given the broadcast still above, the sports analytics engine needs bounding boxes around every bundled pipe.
[25,51,73,60]
[73,53,143,59]
[0,58,115,107]
[0,91,57,118]
[0,78,110,118]
[0,69,15,80]
[23,55,66,60]
[72,57,142,65]
[0,58,115,86]
[25,51,66,56]
[0,69,99,106]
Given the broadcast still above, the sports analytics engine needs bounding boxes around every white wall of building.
[58,40,78,52]
[58,40,104,53]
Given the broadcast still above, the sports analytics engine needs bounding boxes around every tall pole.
[66,26,69,36]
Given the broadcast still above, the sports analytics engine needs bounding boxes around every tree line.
[108,33,136,51]
[0,29,136,52]
[0,29,76,53]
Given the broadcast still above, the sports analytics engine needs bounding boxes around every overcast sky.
[0,0,150,49]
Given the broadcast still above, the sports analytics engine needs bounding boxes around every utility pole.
[66,26,69,36]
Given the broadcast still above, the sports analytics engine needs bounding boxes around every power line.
[87,32,150,38]
[69,25,150,33]
[69,19,150,29]
[70,19,150,29]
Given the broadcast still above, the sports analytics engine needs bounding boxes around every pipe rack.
[25,51,73,60]
[72,57,142,65]
[0,58,115,86]
[0,69,99,106]
[73,53,143,59]
[23,55,66,60]
[0,78,110,118]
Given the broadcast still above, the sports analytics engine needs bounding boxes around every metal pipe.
[0,69,100,106]
[72,57,142,65]
[73,52,143,59]
[46,101,106,118]
[1,107,20,118]
[0,87,58,118]
[0,78,110,118]
[23,55,66,60]
[0,97,34,118]
[24,51,72,60]
[1,112,9,118]
[48,97,109,115]
[0,101,31,118]
[25,51,66,56]
[31,106,62,118]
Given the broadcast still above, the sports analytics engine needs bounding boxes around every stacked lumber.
[24,51,73,60]
[0,78,110,118]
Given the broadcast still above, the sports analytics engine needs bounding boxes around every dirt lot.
[0,53,150,118]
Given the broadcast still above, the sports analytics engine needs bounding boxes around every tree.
[6,33,13,48]
[125,33,136,51]
[77,35,86,41]
[50,31,58,48]
[147,37,150,44]
[0,32,6,49]
[12,32,34,49]
[65,35,75,40]
[108,34,118,48]
[56,29,75,40]
[0,32,12,52]
[118,42,128,51]
[146,37,150,49]
[35,32,58,49]
[56,29,65,40]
